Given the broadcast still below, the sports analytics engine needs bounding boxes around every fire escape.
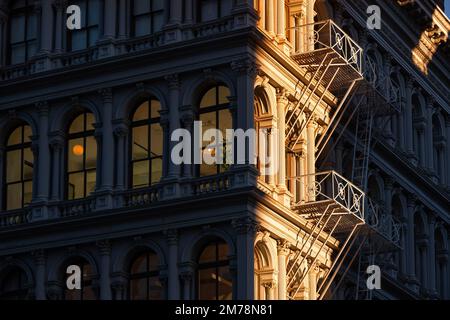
[284,20,401,300]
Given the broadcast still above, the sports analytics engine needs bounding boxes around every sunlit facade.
[0,0,448,300]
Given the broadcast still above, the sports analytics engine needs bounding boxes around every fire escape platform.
[295,199,365,234]
[291,48,362,93]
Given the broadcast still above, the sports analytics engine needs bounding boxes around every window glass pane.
[198,268,217,300]
[23,125,32,142]
[200,244,216,263]
[68,172,84,200]
[151,158,162,185]
[7,127,22,146]
[27,14,37,40]
[88,28,99,46]
[218,109,232,135]
[26,41,38,58]
[220,0,232,17]
[10,16,25,43]
[86,113,95,130]
[86,170,96,195]
[153,13,164,32]
[133,126,149,160]
[133,101,148,121]
[200,112,216,148]
[88,0,101,25]
[78,0,87,27]
[150,124,163,157]
[69,115,85,134]
[134,0,150,15]
[133,102,149,121]
[7,183,22,211]
[218,242,228,261]
[6,150,21,183]
[135,16,151,37]
[218,266,232,300]
[152,0,164,11]
[85,136,97,170]
[218,86,230,104]
[68,138,84,172]
[130,279,147,300]
[148,277,162,300]
[23,181,33,206]
[65,287,82,300]
[131,254,147,274]
[201,1,218,22]
[150,100,161,118]
[23,147,33,180]
[11,44,26,64]
[71,30,87,51]
[148,252,159,270]
[133,160,149,188]
[200,88,216,108]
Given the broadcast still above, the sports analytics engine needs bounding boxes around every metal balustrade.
[291,170,365,222]
[289,19,363,76]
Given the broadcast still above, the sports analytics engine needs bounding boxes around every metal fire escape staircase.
[284,20,402,300]
[315,53,404,300]
[285,20,363,150]
[284,20,367,300]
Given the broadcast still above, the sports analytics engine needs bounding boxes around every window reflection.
[5,125,33,211]
[64,259,97,300]
[67,112,97,200]
[67,0,102,51]
[198,85,232,177]
[131,0,164,37]
[9,0,37,64]
[131,99,163,188]
[197,240,232,300]
[129,251,162,300]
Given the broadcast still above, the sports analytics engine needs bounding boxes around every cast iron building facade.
[0,0,449,300]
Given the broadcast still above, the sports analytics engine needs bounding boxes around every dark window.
[198,85,232,176]
[131,0,164,37]
[199,0,232,22]
[67,0,102,51]
[197,240,232,300]
[0,268,28,300]
[129,251,162,300]
[66,112,97,200]
[130,99,163,188]
[4,125,33,211]
[64,259,97,300]
[8,0,37,64]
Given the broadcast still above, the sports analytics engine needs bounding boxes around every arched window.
[131,0,164,37]
[130,98,163,188]
[64,258,97,300]
[198,85,232,176]
[432,115,445,184]
[197,239,232,300]
[414,213,427,288]
[67,0,102,51]
[129,250,162,300]
[0,267,29,300]
[67,112,97,200]
[4,124,33,211]
[199,0,232,22]
[8,0,37,64]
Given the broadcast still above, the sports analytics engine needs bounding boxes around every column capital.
[36,101,49,116]
[276,88,289,105]
[49,131,65,150]
[384,176,395,189]
[98,88,113,103]
[165,74,180,89]
[231,58,259,79]
[97,240,111,256]
[32,249,46,266]
[277,239,290,255]
[406,193,418,207]
[232,217,259,235]
[164,229,178,245]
